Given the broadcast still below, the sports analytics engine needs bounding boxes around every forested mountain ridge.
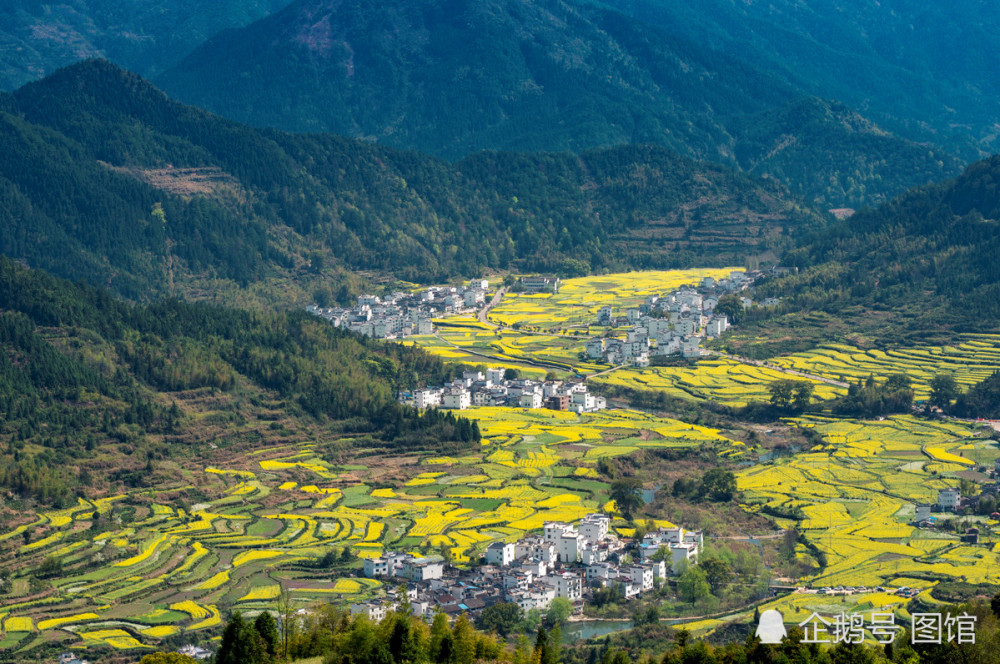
[730,98,963,209]
[0,59,821,302]
[594,0,1000,161]
[154,0,959,209]
[738,155,1000,353]
[0,0,295,90]
[0,255,475,508]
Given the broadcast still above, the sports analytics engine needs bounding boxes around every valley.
[2,269,997,659]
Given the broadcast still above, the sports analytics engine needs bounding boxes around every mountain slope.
[739,155,1000,351]
[0,254,470,507]
[156,0,791,159]
[153,0,961,208]
[597,0,1000,160]
[0,60,819,301]
[0,0,294,90]
[731,98,963,209]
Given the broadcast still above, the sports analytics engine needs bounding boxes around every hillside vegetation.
[0,256,473,508]
[728,155,1000,353]
[0,59,819,301]
[0,0,294,89]
[598,0,1000,160]
[155,0,958,208]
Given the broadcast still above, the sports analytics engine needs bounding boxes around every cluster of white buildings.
[351,516,704,620]
[400,368,607,413]
[306,280,491,340]
[362,552,446,583]
[587,272,757,365]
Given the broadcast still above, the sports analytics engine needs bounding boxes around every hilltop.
[0,59,820,302]
[154,0,958,208]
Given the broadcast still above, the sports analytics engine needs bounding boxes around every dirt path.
[478,287,506,325]
[710,350,850,388]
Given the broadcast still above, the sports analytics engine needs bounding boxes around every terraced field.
[6,269,1000,655]
[488,269,737,331]
[771,335,1000,400]
[591,357,845,407]
[739,415,1000,590]
[0,407,737,654]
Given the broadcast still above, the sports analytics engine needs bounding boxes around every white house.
[399,558,444,582]
[485,541,516,567]
[670,542,699,572]
[585,562,615,581]
[442,390,471,410]
[351,602,388,622]
[586,338,606,358]
[519,392,543,409]
[579,513,610,543]
[414,389,442,409]
[938,487,961,511]
[680,337,702,359]
[545,573,583,601]
[625,565,654,592]
[516,537,558,566]
[364,557,390,577]
[557,531,582,563]
[486,367,507,384]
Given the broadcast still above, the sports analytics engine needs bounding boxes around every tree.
[476,602,523,637]
[545,597,573,628]
[699,557,732,594]
[768,379,795,409]
[139,655,197,664]
[677,566,711,604]
[930,373,959,410]
[632,604,661,626]
[700,468,737,502]
[278,586,295,661]
[792,381,814,411]
[217,612,267,664]
[254,611,279,661]
[609,478,644,521]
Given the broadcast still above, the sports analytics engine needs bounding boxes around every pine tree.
[254,611,279,660]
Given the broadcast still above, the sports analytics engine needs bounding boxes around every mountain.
[0,60,821,302]
[156,0,793,157]
[154,0,958,209]
[730,98,963,209]
[742,155,1000,352]
[595,0,1000,161]
[0,254,472,506]
[0,0,294,90]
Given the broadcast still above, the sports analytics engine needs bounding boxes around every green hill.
[1,59,820,301]
[731,98,963,209]
[735,155,1000,352]
[0,255,473,507]
[0,0,294,90]
[597,0,1000,161]
[154,0,958,208]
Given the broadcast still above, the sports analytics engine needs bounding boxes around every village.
[305,279,493,339]
[584,270,772,366]
[398,367,608,412]
[349,516,704,622]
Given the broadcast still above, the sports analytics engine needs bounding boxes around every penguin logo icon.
[755,609,787,644]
